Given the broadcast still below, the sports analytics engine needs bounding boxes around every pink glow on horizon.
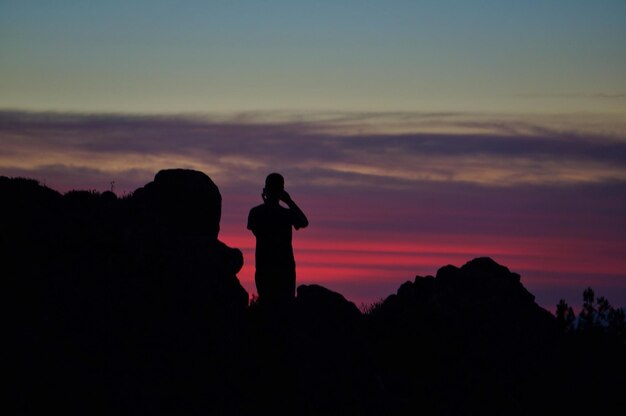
[220,220,626,309]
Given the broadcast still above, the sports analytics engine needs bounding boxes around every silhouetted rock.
[296,284,361,322]
[241,283,374,415]
[127,168,245,301]
[367,257,560,415]
[378,257,553,328]
[3,170,248,415]
[293,284,374,414]
[131,168,222,240]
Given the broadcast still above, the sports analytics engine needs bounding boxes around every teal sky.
[2,0,625,114]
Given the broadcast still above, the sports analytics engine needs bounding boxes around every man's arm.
[247,208,258,236]
[281,191,309,230]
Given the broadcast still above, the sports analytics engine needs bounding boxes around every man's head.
[264,172,284,201]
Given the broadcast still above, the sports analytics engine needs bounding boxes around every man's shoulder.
[249,203,265,213]
[248,203,267,218]
[249,203,291,217]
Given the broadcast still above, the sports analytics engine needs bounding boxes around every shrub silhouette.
[557,287,626,340]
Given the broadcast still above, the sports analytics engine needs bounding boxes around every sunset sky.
[1,1,625,311]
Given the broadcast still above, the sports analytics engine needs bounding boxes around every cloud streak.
[2,110,626,192]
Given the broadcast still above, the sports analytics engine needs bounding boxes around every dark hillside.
[3,170,624,415]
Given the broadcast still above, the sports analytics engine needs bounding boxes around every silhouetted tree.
[607,307,626,343]
[575,287,624,338]
[557,286,626,351]
[578,287,597,331]
[555,299,576,333]
[566,287,626,412]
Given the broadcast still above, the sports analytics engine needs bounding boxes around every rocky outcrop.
[131,168,223,240]
[2,170,249,414]
[378,256,554,330]
[364,257,562,415]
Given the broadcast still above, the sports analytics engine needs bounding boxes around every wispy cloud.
[513,92,626,99]
[1,110,625,193]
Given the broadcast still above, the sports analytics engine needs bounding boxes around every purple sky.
[2,109,625,311]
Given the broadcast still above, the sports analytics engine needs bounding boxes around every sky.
[1,1,626,311]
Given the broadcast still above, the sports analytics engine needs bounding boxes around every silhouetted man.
[247,173,308,304]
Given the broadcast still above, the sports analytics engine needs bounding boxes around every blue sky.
[2,1,625,113]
